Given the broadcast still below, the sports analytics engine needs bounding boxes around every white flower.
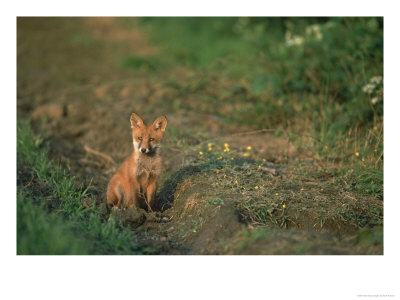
[362,76,383,94]
[306,24,323,40]
[371,97,380,105]
[285,32,304,47]
[293,36,305,45]
[370,76,383,84]
[362,83,375,94]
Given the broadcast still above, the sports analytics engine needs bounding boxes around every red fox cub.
[106,113,167,211]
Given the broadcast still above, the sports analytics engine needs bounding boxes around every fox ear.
[130,113,144,129]
[153,115,167,132]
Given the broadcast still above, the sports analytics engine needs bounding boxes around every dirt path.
[17,17,382,254]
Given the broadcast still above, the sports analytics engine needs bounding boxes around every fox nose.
[141,148,146,153]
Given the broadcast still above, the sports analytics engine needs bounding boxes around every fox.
[106,112,167,211]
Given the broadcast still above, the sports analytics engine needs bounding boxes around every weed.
[207,198,224,206]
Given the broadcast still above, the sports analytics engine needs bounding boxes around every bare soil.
[17,17,383,254]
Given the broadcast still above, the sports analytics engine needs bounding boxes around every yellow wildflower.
[355,152,360,157]
[282,204,286,209]
[217,156,222,160]
[275,193,279,196]
[243,153,250,157]
[199,151,203,155]
[224,143,229,148]
[247,146,252,150]
[208,147,212,151]
[224,148,230,152]
[208,143,212,147]
[361,158,365,162]
[255,186,259,190]
[300,188,304,191]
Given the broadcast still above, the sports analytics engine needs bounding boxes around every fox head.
[130,112,167,155]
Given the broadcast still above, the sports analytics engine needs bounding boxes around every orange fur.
[106,113,167,211]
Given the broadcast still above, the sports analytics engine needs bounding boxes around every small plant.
[207,198,224,206]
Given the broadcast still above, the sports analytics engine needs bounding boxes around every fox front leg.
[146,179,157,212]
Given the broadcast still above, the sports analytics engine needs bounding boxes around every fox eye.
[138,137,143,141]
[149,138,154,142]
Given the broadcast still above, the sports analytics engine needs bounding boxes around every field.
[17,17,383,254]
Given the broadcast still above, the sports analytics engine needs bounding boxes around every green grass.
[17,124,149,255]
[17,190,90,255]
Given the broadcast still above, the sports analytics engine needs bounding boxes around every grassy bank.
[17,124,146,255]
